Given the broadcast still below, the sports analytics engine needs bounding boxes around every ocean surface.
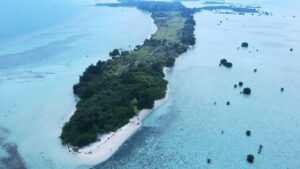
[96,0,300,169]
[1,0,300,169]
[0,0,156,168]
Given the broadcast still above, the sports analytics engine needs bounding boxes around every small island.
[247,154,255,163]
[60,1,196,148]
[242,87,251,95]
[241,42,249,48]
[219,58,233,68]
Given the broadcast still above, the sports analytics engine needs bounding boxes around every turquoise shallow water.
[1,0,300,169]
[0,1,156,168]
[96,1,300,169]
[0,0,83,42]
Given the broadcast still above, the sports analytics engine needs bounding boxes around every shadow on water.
[0,127,27,169]
[92,126,161,169]
[0,34,84,69]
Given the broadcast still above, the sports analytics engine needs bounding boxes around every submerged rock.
[254,69,257,72]
[281,88,284,92]
[239,82,243,87]
[290,48,293,52]
[258,145,263,154]
[247,154,255,163]
[242,88,251,95]
[220,59,227,64]
[226,101,230,106]
[224,62,233,68]
[246,130,251,136]
[220,59,233,68]
[234,84,237,88]
[241,42,249,48]
[207,159,211,164]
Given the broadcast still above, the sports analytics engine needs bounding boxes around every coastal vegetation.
[60,1,196,147]
[219,58,233,68]
[246,130,251,136]
[241,42,249,48]
[247,154,255,163]
[243,88,251,95]
[109,49,120,57]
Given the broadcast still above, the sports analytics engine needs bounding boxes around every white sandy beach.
[65,67,170,165]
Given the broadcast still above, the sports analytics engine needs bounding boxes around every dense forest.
[60,1,196,147]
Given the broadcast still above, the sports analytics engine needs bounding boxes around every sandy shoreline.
[65,67,170,165]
